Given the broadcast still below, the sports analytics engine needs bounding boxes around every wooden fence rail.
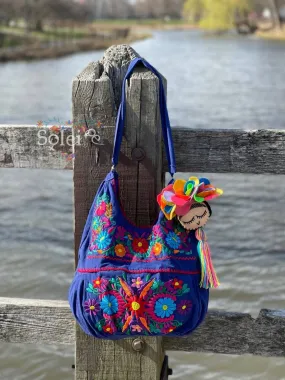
[1,298,285,357]
[1,125,285,174]
[0,44,285,379]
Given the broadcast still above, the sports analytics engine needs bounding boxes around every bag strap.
[111,57,176,177]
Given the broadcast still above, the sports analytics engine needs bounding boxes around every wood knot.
[131,147,145,162]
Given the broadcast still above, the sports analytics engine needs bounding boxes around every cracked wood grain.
[1,126,285,175]
[72,44,165,380]
[1,298,284,358]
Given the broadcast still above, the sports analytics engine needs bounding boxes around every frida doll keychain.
[157,176,223,289]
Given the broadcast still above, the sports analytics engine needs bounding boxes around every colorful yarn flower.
[162,325,175,334]
[152,242,162,256]
[177,300,193,315]
[115,244,126,257]
[97,230,112,250]
[100,295,118,315]
[103,323,114,334]
[166,231,181,249]
[92,277,108,291]
[171,278,183,290]
[84,299,100,316]
[131,277,143,289]
[131,238,149,254]
[157,176,223,220]
[154,297,176,318]
[92,217,101,231]
[96,201,106,216]
[131,324,143,333]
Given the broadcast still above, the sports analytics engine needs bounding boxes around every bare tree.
[19,0,92,31]
[0,0,20,25]
[134,0,183,18]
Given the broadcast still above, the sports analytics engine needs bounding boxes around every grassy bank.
[256,28,285,41]
[93,19,195,29]
[0,23,151,62]
[0,33,150,62]
[0,18,198,62]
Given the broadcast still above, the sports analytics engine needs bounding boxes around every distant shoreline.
[1,19,284,63]
[0,32,151,62]
[0,19,199,63]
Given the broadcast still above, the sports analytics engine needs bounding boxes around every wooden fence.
[0,44,285,380]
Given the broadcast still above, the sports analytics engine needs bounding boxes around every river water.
[0,30,285,380]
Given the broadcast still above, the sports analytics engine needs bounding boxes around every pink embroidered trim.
[77,267,200,275]
[86,255,196,262]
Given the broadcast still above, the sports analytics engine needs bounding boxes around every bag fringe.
[195,228,220,289]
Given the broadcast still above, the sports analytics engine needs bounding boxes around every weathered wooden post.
[72,45,166,379]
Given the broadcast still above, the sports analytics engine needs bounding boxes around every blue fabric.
[68,59,209,339]
[69,171,209,339]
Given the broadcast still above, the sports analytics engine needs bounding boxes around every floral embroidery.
[172,278,183,290]
[105,203,112,218]
[84,299,100,316]
[97,230,112,250]
[103,323,114,334]
[131,324,143,333]
[92,217,101,231]
[152,242,162,256]
[88,191,194,259]
[154,297,176,318]
[166,231,181,249]
[96,201,106,216]
[100,294,118,315]
[93,277,108,291]
[131,277,143,289]
[84,276,191,335]
[177,300,193,315]
[131,238,149,255]
[115,244,126,257]
[162,325,176,334]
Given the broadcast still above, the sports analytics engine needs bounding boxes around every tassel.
[195,228,220,289]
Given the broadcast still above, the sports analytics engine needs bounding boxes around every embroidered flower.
[115,244,126,257]
[96,201,106,216]
[101,216,111,228]
[97,230,112,250]
[148,294,177,322]
[126,295,146,318]
[105,203,112,218]
[131,277,143,289]
[132,238,149,253]
[153,225,163,238]
[100,295,118,315]
[92,277,108,291]
[152,242,162,256]
[166,231,181,250]
[171,278,183,290]
[84,299,100,316]
[162,325,176,334]
[131,324,143,333]
[164,281,177,294]
[154,297,176,318]
[177,300,192,315]
[92,217,101,231]
[103,324,114,334]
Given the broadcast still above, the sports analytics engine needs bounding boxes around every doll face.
[178,203,210,231]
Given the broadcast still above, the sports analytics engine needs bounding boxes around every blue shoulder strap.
[112,57,176,177]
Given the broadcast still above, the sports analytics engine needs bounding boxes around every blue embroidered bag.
[69,57,222,339]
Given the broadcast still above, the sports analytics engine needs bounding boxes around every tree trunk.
[35,19,43,32]
[269,0,282,30]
